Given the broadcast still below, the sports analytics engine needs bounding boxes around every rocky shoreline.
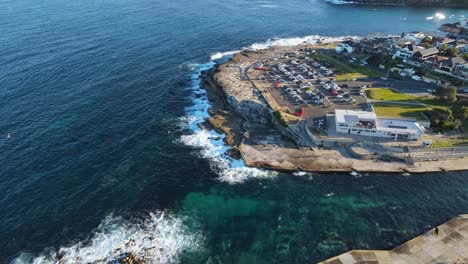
[197,47,468,174]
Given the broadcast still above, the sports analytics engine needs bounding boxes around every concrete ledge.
[318,214,468,264]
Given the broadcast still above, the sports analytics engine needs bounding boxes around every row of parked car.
[283,86,306,105]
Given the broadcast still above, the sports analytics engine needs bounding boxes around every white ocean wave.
[323,0,354,4]
[210,50,241,61]
[210,35,355,61]
[187,35,363,182]
[12,212,202,264]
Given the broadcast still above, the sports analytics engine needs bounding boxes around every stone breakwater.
[199,47,468,173]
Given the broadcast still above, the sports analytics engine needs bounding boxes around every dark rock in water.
[208,108,215,116]
[120,252,145,264]
[218,109,230,115]
[226,147,241,159]
[197,121,213,131]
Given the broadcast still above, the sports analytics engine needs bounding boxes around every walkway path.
[319,214,468,264]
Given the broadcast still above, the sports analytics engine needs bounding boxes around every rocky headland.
[198,45,468,174]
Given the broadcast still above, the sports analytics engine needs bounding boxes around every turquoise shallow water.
[0,0,467,262]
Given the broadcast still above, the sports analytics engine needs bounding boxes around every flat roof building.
[334,109,425,140]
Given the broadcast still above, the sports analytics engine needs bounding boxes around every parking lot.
[247,48,369,129]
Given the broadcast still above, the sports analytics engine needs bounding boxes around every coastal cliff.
[340,0,468,6]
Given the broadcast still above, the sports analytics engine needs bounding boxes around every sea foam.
[179,59,277,184]
[12,212,202,264]
[186,35,361,183]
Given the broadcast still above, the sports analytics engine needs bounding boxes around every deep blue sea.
[0,0,467,263]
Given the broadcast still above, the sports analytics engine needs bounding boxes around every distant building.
[424,55,449,68]
[439,56,465,73]
[334,109,425,140]
[359,38,381,54]
[455,39,468,52]
[413,47,439,61]
[453,62,468,80]
[335,40,357,53]
[402,31,426,45]
[393,44,424,60]
[434,37,456,48]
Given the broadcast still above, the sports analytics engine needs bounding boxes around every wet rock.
[208,108,215,116]
[226,146,241,159]
[197,121,213,131]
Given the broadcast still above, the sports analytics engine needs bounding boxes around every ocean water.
[0,0,467,262]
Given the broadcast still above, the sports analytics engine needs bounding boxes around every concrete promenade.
[319,214,468,264]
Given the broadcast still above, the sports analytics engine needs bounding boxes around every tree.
[420,42,433,49]
[463,54,468,60]
[434,86,457,103]
[439,44,448,53]
[425,108,460,133]
[422,36,433,43]
[453,104,468,120]
[446,47,460,57]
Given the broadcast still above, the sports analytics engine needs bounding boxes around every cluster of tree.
[438,44,460,57]
[428,87,468,132]
[425,108,460,133]
[434,86,457,103]
[420,36,434,49]
[367,54,397,68]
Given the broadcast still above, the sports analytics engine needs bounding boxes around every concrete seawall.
[319,214,468,264]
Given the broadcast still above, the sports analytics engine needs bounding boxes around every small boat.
[402,172,411,176]
[350,170,360,177]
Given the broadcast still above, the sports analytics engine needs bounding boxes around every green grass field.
[335,73,367,81]
[372,102,429,120]
[432,138,468,148]
[365,88,419,101]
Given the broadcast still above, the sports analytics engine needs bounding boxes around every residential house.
[424,55,449,68]
[402,31,426,45]
[434,37,455,48]
[439,56,465,73]
[413,47,439,61]
[359,38,381,54]
[335,40,357,53]
[453,62,468,80]
[392,44,424,60]
[455,38,468,53]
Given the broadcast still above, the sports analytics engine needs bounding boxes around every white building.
[402,31,426,45]
[335,42,355,53]
[334,109,425,140]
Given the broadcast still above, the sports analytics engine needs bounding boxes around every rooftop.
[335,109,376,124]
[375,118,425,134]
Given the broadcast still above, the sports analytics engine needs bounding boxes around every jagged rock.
[197,121,213,131]
[226,147,242,159]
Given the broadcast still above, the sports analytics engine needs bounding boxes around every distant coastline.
[325,0,468,7]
